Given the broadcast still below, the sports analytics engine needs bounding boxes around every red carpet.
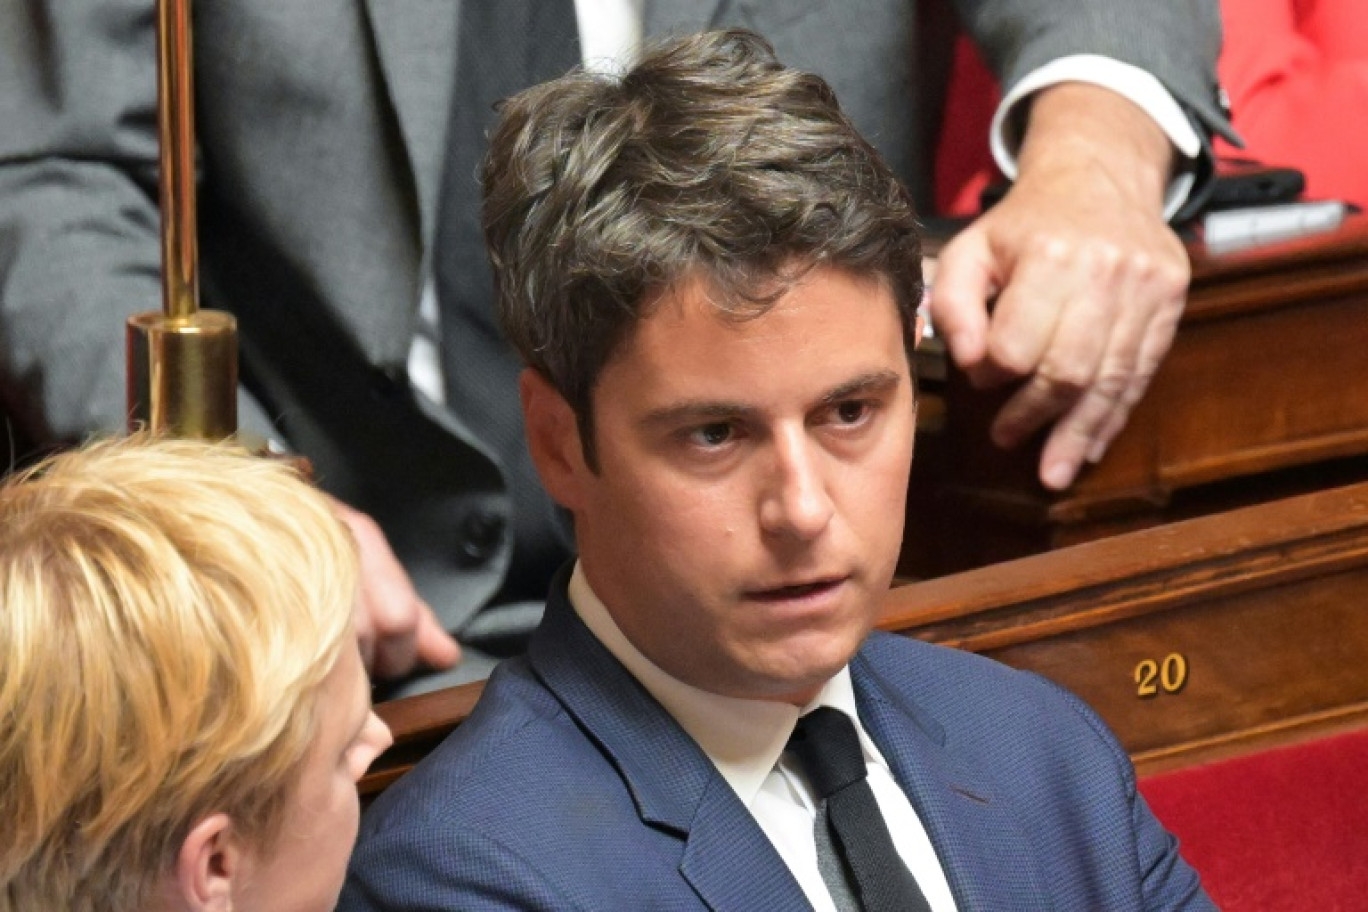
[1139,728,1368,911]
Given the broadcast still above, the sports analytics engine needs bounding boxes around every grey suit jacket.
[0,1,1229,633]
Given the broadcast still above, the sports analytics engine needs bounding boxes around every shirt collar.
[567,561,867,809]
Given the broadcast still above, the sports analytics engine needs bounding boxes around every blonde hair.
[0,436,359,912]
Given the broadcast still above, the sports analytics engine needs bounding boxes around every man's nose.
[758,427,834,541]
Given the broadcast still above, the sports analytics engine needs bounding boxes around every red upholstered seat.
[1139,728,1368,911]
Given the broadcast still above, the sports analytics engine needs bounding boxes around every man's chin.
[741,646,861,705]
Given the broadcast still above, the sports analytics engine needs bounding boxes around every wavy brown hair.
[483,28,922,466]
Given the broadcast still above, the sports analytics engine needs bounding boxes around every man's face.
[555,265,916,705]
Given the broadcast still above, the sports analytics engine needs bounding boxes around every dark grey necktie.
[434,0,581,605]
[787,707,933,912]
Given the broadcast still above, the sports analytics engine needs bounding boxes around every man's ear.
[520,368,589,511]
[172,813,243,912]
[913,311,926,352]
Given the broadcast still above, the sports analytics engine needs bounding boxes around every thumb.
[415,604,462,670]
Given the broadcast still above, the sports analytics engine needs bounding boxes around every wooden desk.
[886,479,1368,777]
[363,479,1368,794]
[902,215,1368,577]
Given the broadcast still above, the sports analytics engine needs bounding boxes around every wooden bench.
[903,215,1368,577]
[362,478,1368,795]
[884,478,1368,776]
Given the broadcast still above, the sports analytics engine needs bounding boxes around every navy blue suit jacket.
[342,571,1213,910]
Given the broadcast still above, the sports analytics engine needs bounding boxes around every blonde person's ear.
[520,368,590,510]
[173,813,245,912]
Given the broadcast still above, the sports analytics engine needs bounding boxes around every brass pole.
[126,0,238,439]
[158,0,197,322]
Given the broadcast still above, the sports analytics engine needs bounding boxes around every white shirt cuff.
[990,55,1201,221]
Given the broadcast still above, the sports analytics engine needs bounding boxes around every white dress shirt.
[568,562,960,912]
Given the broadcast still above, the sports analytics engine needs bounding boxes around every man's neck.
[565,561,861,806]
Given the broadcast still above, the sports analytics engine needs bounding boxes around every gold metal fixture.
[126,0,238,439]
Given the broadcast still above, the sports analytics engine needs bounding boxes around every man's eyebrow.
[638,370,904,430]
[639,400,760,429]
[818,370,904,406]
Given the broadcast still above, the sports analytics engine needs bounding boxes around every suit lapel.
[529,573,812,911]
[360,0,458,244]
[853,648,1054,912]
[679,775,814,911]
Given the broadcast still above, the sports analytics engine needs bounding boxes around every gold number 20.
[1134,653,1188,698]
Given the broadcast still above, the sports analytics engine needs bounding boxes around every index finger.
[928,228,995,371]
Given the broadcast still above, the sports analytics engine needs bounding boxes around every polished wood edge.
[362,681,484,796]
[377,679,484,742]
[1188,255,1368,322]
[1133,702,1368,778]
[886,525,1368,653]
[1189,213,1368,285]
[1158,427,1368,490]
[881,480,1368,641]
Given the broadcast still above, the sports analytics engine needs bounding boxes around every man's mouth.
[746,576,848,601]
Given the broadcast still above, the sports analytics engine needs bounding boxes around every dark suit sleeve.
[340,825,595,912]
[0,2,162,440]
[1041,677,1218,912]
[0,2,273,445]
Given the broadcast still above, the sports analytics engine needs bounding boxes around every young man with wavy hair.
[344,31,1211,911]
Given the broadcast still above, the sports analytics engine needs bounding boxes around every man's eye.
[689,423,734,447]
[835,401,870,424]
